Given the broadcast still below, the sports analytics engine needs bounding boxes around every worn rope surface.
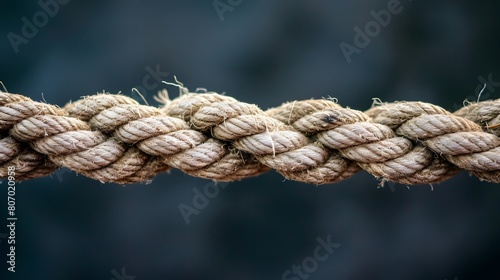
[1,86,500,185]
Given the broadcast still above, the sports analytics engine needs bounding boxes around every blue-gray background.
[1,0,500,279]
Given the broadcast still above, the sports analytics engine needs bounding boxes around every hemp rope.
[1,86,500,185]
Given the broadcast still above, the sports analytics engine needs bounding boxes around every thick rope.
[1,86,500,185]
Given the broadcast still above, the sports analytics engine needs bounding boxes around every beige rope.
[1,87,500,185]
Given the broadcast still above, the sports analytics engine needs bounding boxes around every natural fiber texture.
[2,86,500,185]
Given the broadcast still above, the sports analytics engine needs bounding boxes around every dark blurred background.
[1,0,500,279]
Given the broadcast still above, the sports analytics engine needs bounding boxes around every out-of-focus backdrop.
[1,0,500,279]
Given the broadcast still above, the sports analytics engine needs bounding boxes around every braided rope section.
[1,87,500,185]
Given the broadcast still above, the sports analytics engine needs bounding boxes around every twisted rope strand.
[1,88,500,185]
[267,100,459,185]
[65,93,266,181]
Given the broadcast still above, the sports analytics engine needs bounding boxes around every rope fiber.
[1,85,500,185]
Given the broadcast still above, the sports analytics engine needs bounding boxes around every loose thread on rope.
[1,83,500,185]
